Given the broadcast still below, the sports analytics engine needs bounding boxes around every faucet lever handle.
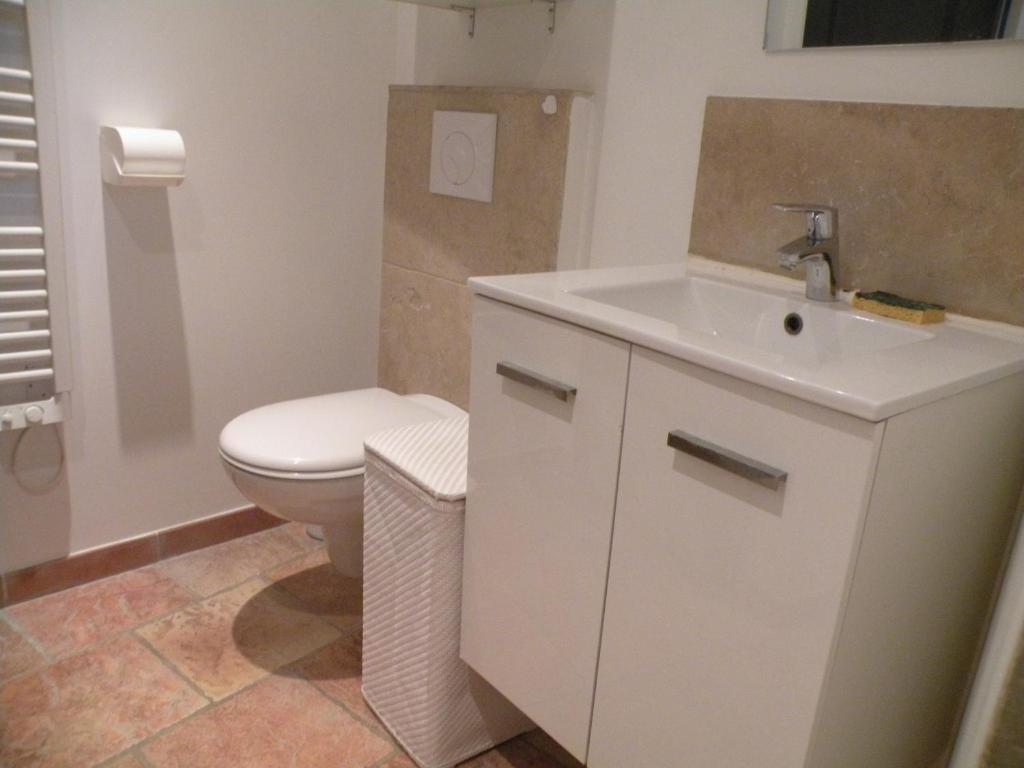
[771,203,836,240]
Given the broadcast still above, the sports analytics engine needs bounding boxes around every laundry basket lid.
[364,415,468,501]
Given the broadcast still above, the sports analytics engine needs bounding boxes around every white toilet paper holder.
[99,126,186,187]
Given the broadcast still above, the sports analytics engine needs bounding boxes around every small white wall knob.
[0,411,13,429]
[23,404,44,425]
[541,95,557,115]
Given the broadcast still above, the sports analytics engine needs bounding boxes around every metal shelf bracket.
[440,1,556,38]
[451,4,476,37]
[536,0,556,34]
[408,1,559,39]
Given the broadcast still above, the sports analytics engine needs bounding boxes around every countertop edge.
[467,259,1024,423]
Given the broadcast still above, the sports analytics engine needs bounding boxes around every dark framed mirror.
[765,0,1024,50]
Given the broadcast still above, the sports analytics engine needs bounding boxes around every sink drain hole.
[784,313,803,336]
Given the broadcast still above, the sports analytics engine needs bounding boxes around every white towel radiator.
[0,0,70,430]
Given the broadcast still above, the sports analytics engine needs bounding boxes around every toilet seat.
[218,388,459,481]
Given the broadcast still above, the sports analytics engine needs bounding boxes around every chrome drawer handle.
[496,361,577,402]
[667,430,787,490]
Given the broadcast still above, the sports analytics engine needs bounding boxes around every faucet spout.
[771,204,840,302]
[777,237,829,266]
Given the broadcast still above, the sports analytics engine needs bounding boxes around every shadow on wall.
[102,185,193,448]
[0,425,72,572]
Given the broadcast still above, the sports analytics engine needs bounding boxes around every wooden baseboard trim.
[1,506,283,607]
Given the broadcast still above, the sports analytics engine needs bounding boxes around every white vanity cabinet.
[462,288,1024,767]
[460,297,630,762]
[588,347,883,768]
[588,347,1024,767]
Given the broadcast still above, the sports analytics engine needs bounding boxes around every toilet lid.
[218,388,450,476]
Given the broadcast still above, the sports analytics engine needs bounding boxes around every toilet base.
[323,516,364,578]
[220,458,366,577]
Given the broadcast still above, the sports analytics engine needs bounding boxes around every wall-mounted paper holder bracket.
[100,126,186,187]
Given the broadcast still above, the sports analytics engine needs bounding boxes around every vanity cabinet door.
[588,347,883,768]
[461,297,630,762]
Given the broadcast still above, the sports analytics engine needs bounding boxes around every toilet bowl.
[218,388,465,577]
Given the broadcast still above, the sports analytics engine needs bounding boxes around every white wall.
[588,0,1024,268]
[0,0,399,572]
[406,1,616,93]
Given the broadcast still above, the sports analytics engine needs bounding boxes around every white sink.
[571,275,933,367]
[467,257,1024,421]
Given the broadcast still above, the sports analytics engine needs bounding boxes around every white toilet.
[218,388,465,577]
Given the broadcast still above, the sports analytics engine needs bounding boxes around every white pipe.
[0,137,36,149]
[0,289,46,300]
[0,269,45,279]
[0,329,49,343]
[0,90,32,105]
[0,161,39,172]
[0,248,44,258]
[0,67,31,82]
[0,114,35,127]
[0,368,53,384]
[0,348,50,364]
[0,309,48,321]
[0,0,27,7]
[0,226,43,237]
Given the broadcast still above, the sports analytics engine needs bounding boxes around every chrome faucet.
[772,203,839,302]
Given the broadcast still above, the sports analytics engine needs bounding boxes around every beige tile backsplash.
[689,96,1024,326]
[379,86,577,407]
[378,263,473,409]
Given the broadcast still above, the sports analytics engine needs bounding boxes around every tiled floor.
[0,523,582,768]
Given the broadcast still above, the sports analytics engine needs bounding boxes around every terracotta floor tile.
[457,737,567,768]
[280,521,326,551]
[381,737,562,768]
[382,754,417,768]
[0,615,46,683]
[141,675,392,768]
[6,567,194,658]
[265,548,362,632]
[264,545,331,579]
[0,634,206,768]
[104,752,148,768]
[153,525,312,598]
[288,633,376,724]
[137,578,340,700]
[522,729,584,767]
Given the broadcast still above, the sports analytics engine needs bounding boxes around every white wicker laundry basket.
[361,415,532,768]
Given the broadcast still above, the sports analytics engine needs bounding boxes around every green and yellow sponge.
[852,291,945,324]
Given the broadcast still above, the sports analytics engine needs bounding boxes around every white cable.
[10,422,65,493]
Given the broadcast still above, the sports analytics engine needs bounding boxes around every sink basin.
[467,257,1024,421]
[570,275,933,366]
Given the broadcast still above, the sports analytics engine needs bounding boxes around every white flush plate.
[430,111,497,203]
